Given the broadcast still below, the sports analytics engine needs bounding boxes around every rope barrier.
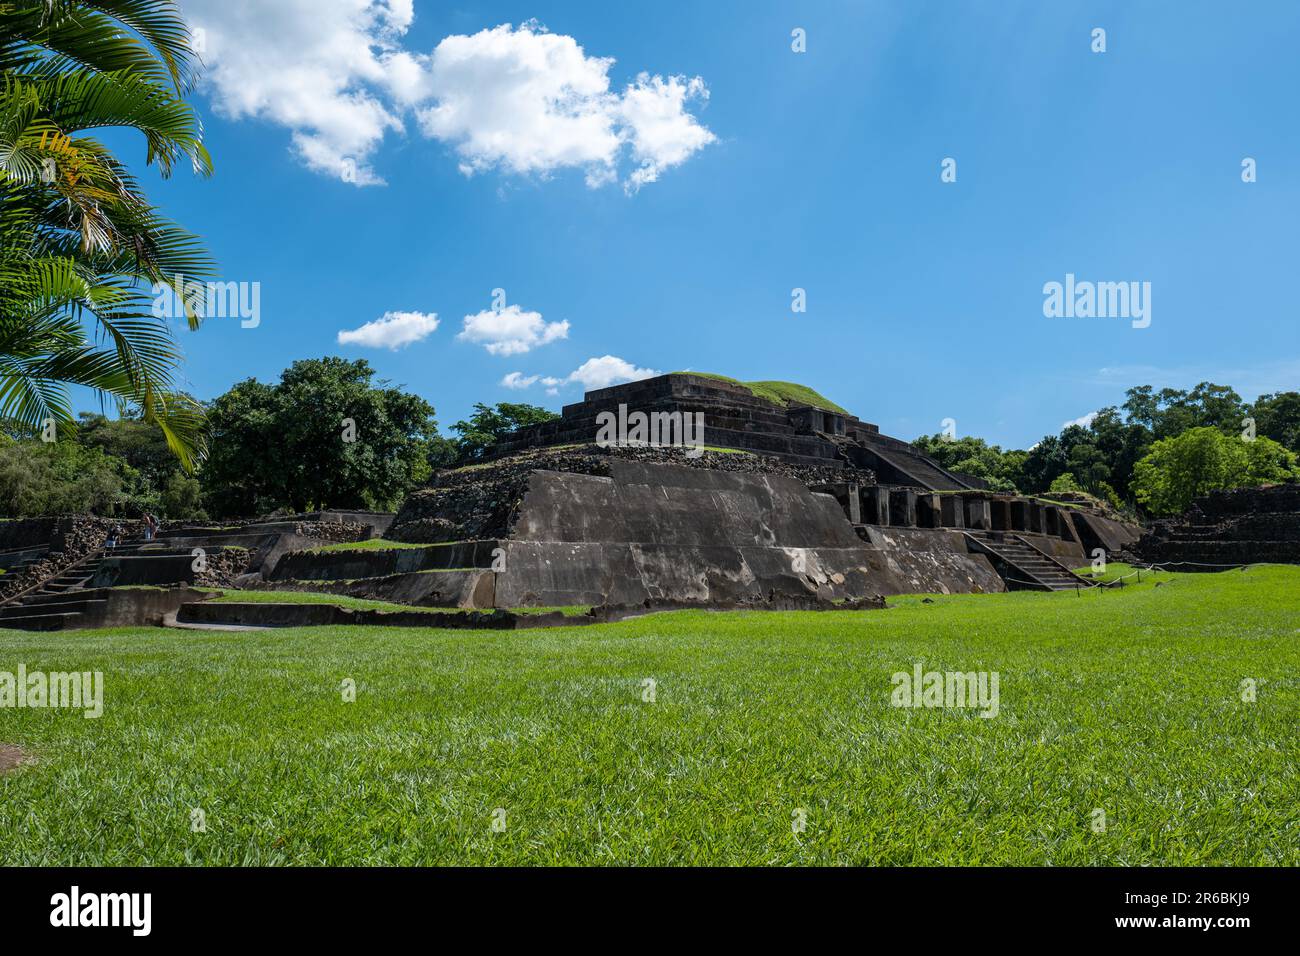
[1000,575,1098,591]
[1132,559,1259,569]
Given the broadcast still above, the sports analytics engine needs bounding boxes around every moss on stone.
[674,372,848,414]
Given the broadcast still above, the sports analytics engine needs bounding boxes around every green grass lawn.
[309,538,434,553]
[1,566,1297,865]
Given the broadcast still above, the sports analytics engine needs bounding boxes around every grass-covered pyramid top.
[676,372,848,414]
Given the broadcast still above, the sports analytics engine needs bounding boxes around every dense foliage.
[1,1,214,467]
[915,382,1300,512]
[0,410,201,517]
[0,363,562,518]
[1131,428,1299,515]
[200,358,441,517]
[449,401,560,461]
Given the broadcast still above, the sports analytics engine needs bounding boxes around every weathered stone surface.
[487,463,1003,605]
[1134,483,1300,567]
[1039,490,1128,523]
[0,586,216,630]
[853,526,1006,594]
[92,544,258,588]
[269,541,498,582]
[375,373,1147,605]
[889,489,918,527]
[1069,511,1141,556]
[964,498,991,531]
[1018,533,1087,566]
[252,569,496,609]
[388,443,876,545]
[177,600,556,630]
[92,554,198,587]
[0,516,115,602]
[0,517,60,552]
[488,372,979,490]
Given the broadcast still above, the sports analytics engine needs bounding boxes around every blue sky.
[113,0,1299,447]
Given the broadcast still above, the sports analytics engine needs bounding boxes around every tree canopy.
[1131,427,1299,515]
[1,0,215,468]
[201,358,439,517]
[449,401,560,461]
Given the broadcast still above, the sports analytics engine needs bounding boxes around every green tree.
[425,434,460,471]
[451,402,560,461]
[76,409,187,492]
[158,470,204,518]
[1243,434,1300,486]
[1122,383,1246,440]
[912,433,1022,493]
[201,358,441,517]
[0,1,214,467]
[1131,427,1299,515]
[1083,406,1151,502]
[0,432,140,516]
[1065,440,1110,492]
[998,449,1029,493]
[1048,472,1082,493]
[1250,391,1300,453]
[1019,434,1071,493]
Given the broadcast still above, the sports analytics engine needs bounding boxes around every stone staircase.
[966,532,1091,591]
[0,590,110,630]
[0,546,48,578]
[850,441,974,492]
[0,549,109,630]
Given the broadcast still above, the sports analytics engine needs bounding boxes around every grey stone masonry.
[941,495,966,529]
[965,497,992,531]
[865,486,891,526]
[889,489,918,528]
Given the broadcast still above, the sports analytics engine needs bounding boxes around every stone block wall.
[1134,483,1300,567]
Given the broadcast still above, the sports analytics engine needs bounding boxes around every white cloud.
[502,355,659,393]
[500,372,539,389]
[419,23,715,192]
[338,310,439,349]
[1061,411,1098,431]
[617,74,716,191]
[187,10,713,189]
[565,355,659,390]
[185,0,416,186]
[458,305,569,356]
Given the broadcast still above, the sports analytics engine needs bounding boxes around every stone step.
[0,611,85,631]
[969,533,1090,591]
[1,599,105,619]
[269,540,501,582]
[15,589,100,607]
[176,601,531,631]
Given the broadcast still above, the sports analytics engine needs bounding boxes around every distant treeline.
[3,368,1296,520]
[1,358,556,520]
[913,383,1300,515]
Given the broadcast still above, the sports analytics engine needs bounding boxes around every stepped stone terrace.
[0,375,1157,631]
[487,372,989,489]
[1134,484,1300,568]
[467,372,1137,554]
